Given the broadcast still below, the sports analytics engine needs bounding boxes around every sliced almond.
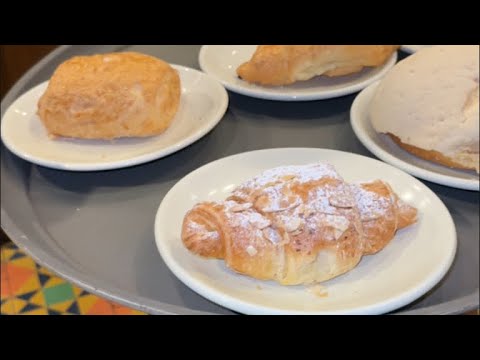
[262,227,282,244]
[332,217,351,240]
[250,217,271,230]
[291,228,304,236]
[262,198,301,213]
[296,204,305,216]
[230,202,253,212]
[246,245,258,256]
[361,213,382,221]
[281,175,296,181]
[264,181,280,188]
[304,206,316,217]
[285,217,304,233]
[333,227,347,240]
[254,195,269,210]
[318,214,351,240]
[328,195,355,208]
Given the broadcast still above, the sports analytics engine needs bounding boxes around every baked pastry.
[236,45,399,86]
[352,180,417,255]
[370,45,479,173]
[182,163,417,285]
[37,52,181,140]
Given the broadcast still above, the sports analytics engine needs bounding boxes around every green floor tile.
[43,283,74,306]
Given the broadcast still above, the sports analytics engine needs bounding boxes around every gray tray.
[1,45,478,315]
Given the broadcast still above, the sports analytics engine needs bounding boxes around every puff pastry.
[236,45,399,86]
[182,163,417,285]
[37,52,180,140]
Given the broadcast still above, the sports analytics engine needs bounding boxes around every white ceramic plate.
[350,82,479,191]
[0,65,228,171]
[198,45,398,101]
[154,148,457,315]
[401,45,433,54]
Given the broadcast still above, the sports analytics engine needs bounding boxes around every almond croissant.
[182,163,417,285]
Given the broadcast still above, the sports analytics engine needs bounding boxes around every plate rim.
[154,147,458,315]
[0,64,229,172]
[198,45,398,101]
[350,81,479,191]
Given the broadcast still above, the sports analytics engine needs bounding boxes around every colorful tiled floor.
[1,242,145,315]
[2,241,478,315]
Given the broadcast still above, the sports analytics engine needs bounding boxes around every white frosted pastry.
[370,45,479,173]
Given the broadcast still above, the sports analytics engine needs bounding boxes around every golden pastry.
[37,52,181,140]
[237,45,399,86]
[182,163,417,285]
[370,45,479,173]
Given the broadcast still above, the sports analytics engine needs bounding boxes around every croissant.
[181,163,417,286]
[237,45,400,86]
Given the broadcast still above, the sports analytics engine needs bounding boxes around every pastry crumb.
[307,285,329,298]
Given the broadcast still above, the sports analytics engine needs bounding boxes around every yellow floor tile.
[9,256,37,270]
[2,248,16,262]
[29,291,46,307]
[73,286,85,297]
[16,275,41,295]
[49,300,74,313]
[77,294,100,314]
[1,299,16,314]
[21,308,48,315]
[10,298,28,314]
[43,276,67,288]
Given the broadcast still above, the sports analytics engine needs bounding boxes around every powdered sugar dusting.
[231,163,344,215]
[186,221,220,241]
[258,185,301,213]
[230,202,253,212]
[328,187,356,208]
[247,212,271,229]
[309,182,355,214]
[352,183,390,221]
[183,161,419,285]
[262,227,282,244]
[310,188,337,214]
[225,163,363,246]
[238,163,341,190]
[224,200,271,230]
[321,214,350,240]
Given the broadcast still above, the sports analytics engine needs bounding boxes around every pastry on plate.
[370,45,479,173]
[37,52,181,140]
[181,163,417,285]
[236,45,399,86]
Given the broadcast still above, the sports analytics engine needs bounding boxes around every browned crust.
[237,45,399,86]
[181,166,418,285]
[37,52,180,140]
[388,133,477,171]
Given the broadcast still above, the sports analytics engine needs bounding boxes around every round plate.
[401,45,432,54]
[154,148,457,315]
[350,82,479,191]
[198,45,398,101]
[0,65,228,171]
